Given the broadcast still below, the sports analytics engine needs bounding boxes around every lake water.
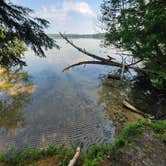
[1,38,166,152]
[0,39,117,151]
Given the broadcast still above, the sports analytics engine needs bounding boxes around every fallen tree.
[60,33,151,75]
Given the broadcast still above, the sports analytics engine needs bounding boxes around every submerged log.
[68,147,80,166]
[123,100,155,120]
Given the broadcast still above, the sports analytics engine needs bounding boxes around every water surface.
[1,38,166,151]
[0,39,115,151]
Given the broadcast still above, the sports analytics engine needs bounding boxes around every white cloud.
[9,0,97,33]
[63,1,93,15]
[33,1,93,22]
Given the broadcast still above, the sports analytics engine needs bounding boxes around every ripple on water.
[0,82,115,151]
[0,39,115,151]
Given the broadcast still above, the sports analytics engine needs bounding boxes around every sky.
[10,0,102,34]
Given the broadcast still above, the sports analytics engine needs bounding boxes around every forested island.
[49,33,105,39]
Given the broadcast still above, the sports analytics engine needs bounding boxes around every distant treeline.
[48,33,105,39]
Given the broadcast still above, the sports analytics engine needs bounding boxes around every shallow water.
[0,39,117,151]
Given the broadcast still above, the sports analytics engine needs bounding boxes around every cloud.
[63,1,93,15]
[33,1,93,22]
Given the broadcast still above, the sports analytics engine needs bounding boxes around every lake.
[1,38,166,152]
[0,39,117,151]
[0,39,166,151]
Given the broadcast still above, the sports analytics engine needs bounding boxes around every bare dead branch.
[128,59,143,66]
[63,61,113,72]
[60,32,114,62]
[113,52,132,56]
[107,55,115,60]
[60,33,153,74]
[63,60,144,73]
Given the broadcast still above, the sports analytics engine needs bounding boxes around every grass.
[0,119,165,166]
[151,120,166,140]
[82,144,111,166]
[82,119,166,166]
[0,146,74,166]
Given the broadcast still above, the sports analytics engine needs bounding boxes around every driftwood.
[123,100,155,120]
[59,33,149,74]
[68,147,80,166]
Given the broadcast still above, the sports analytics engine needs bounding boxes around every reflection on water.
[0,39,165,151]
[0,39,165,152]
[0,95,26,136]
[0,39,115,151]
[0,68,35,141]
[0,67,35,96]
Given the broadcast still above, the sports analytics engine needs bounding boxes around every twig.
[128,59,143,67]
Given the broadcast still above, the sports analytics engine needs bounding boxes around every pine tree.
[0,0,58,66]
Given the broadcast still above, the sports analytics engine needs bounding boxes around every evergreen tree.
[0,0,58,66]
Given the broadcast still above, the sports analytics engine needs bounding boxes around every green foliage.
[0,145,74,166]
[151,120,166,140]
[111,119,166,153]
[0,119,165,166]
[152,120,166,133]
[111,119,148,152]
[83,144,111,166]
[101,0,166,87]
[82,119,162,165]
[0,27,26,66]
[0,0,59,66]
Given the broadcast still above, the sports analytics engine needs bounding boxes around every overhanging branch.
[60,33,149,74]
[60,32,114,62]
[63,61,115,72]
